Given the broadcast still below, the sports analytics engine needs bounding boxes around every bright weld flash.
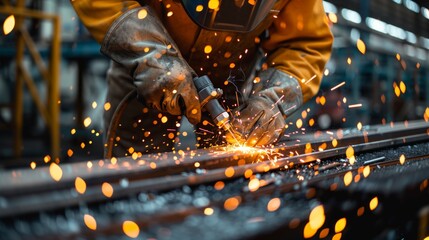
[223,144,283,164]
[226,145,256,152]
[223,144,267,156]
[226,128,240,144]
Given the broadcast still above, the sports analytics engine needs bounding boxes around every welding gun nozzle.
[215,111,231,131]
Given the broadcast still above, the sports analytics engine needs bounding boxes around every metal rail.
[46,148,429,239]
[1,120,427,196]
[0,120,428,218]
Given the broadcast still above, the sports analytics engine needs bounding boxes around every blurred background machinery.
[0,0,428,166]
[0,0,108,165]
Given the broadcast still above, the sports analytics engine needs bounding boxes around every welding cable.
[104,89,138,159]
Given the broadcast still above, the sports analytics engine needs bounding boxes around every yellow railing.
[0,0,61,160]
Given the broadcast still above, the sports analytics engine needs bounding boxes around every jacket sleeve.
[70,0,141,43]
[261,0,333,103]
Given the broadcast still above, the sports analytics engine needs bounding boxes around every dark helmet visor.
[181,0,277,32]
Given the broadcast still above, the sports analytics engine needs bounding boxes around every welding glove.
[100,7,201,124]
[226,68,303,146]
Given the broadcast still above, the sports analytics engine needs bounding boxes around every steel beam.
[1,120,428,196]
[0,120,428,217]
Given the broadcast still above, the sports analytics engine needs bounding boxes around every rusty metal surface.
[1,120,427,195]
[0,121,428,216]
[0,120,428,239]
[1,142,428,239]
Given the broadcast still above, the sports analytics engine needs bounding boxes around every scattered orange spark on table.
[123,220,140,238]
[369,197,379,211]
[84,214,97,230]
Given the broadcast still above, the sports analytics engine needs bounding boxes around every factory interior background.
[0,0,428,166]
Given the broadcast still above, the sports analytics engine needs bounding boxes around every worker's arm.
[70,1,201,124]
[70,0,140,43]
[262,0,333,103]
[226,0,333,146]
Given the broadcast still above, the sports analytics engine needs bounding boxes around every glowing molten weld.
[222,144,283,164]
[226,145,258,153]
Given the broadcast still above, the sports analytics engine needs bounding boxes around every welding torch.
[106,75,236,158]
[193,75,232,132]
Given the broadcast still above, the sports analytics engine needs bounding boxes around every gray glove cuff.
[99,7,202,125]
[252,68,303,117]
[100,7,195,77]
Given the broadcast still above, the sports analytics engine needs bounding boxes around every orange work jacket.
[71,0,333,103]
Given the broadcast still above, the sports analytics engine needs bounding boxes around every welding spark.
[267,198,281,212]
[273,95,285,107]
[226,74,244,103]
[198,128,214,135]
[304,75,317,85]
[330,81,346,91]
[122,220,140,238]
[369,197,379,210]
[84,214,97,230]
[363,156,385,165]
[223,144,283,164]
[348,103,362,109]
[284,104,297,114]
[226,128,240,144]
[3,15,15,35]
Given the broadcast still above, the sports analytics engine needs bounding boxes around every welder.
[71,0,333,158]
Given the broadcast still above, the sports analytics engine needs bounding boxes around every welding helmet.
[181,0,277,32]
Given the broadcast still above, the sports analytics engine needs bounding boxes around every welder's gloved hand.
[226,68,303,146]
[100,7,201,124]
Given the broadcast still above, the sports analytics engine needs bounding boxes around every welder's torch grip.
[193,75,231,131]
